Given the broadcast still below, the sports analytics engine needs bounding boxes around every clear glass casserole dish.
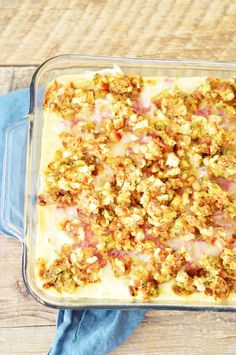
[1,54,236,311]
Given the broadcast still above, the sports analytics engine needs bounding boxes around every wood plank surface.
[0,0,236,65]
[0,66,37,95]
[0,1,236,354]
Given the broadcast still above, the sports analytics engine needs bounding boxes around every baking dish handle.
[0,118,30,241]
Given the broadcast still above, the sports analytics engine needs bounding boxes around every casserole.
[1,55,236,310]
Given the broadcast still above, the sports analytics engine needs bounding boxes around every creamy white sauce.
[93,164,114,189]
[197,166,209,178]
[168,238,221,263]
[93,98,113,123]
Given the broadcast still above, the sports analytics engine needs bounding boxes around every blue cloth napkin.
[0,89,146,355]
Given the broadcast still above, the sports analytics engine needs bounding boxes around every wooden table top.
[0,1,236,354]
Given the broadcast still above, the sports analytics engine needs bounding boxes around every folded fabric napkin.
[0,89,146,355]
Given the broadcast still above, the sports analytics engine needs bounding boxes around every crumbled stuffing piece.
[38,244,107,293]
[38,74,236,300]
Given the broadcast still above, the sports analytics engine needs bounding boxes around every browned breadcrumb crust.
[38,73,236,300]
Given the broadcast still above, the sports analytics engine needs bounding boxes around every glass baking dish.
[1,55,236,311]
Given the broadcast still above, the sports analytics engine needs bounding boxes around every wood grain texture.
[0,326,55,355]
[0,237,55,328]
[0,0,236,65]
[1,0,236,353]
[0,66,36,95]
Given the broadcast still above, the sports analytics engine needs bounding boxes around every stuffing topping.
[38,73,236,301]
